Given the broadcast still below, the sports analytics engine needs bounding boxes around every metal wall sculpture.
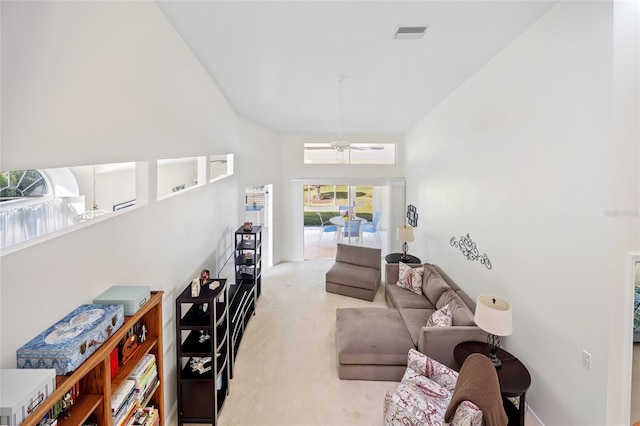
[450,233,492,269]
[407,205,418,227]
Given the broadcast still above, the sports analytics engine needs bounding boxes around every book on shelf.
[111,380,136,414]
[137,364,157,388]
[112,379,139,426]
[140,377,160,408]
[136,370,158,405]
[129,354,156,381]
[112,394,138,426]
[141,407,159,426]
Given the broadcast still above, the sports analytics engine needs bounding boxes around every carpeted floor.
[216,259,397,425]
[174,258,541,426]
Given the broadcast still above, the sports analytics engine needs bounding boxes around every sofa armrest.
[385,263,400,285]
[417,326,488,369]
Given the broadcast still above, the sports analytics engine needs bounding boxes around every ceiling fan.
[304,76,384,153]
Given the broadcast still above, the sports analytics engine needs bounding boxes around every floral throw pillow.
[407,348,458,392]
[396,262,424,295]
[426,304,452,327]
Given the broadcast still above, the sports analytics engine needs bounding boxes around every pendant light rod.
[337,76,342,139]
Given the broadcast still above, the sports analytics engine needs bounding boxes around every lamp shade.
[396,226,415,243]
[474,294,513,336]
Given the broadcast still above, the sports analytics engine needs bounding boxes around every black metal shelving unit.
[229,225,262,377]
[176,279,229,425]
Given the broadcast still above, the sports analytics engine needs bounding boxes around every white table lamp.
[474,294,513,367]
[396,226,415,262]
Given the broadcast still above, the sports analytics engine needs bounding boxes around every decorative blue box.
[16,304,124,375]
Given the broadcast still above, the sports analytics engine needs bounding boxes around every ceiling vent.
[394,26,428,40]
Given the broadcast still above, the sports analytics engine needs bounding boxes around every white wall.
[279,133,405,261]
[0,2,279,423]
[236,117,283,265]
[404,2,639,425]
[609,1,640,423]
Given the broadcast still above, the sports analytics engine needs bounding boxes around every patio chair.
[316,211,338,245]
[342,219,362,245]
[362,210,382,242]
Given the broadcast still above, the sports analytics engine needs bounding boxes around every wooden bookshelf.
[21,291,165,426]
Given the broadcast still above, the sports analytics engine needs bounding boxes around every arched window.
[0,168,81,250]
[0,163,138,252]
[0,170,50,200]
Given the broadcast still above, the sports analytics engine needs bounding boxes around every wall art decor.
[407,204,418,227]
[450,233,492,269]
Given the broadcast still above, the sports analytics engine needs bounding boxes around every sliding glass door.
[302,181,403,259]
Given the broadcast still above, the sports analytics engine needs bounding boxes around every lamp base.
[487,352,502,367]
[400,242,409,262]
[487,333,502,368]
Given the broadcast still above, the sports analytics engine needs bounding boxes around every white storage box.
[93,286,151,316]
[0,369,56,425]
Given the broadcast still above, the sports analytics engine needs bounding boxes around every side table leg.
[519,393,526,426]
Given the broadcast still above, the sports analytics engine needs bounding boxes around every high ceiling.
[157,1,555,135]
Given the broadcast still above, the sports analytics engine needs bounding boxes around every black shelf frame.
[176,279,229,426]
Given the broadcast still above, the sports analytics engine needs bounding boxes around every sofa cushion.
[398,308,433,346]
[335,243,381,270]
[387,283,435,310]
[426,304,452,328]
[326,262,380,291]
[396,262,424,295]
[437,290,476,326]
[423,265,451,305]
[336,308,414,366]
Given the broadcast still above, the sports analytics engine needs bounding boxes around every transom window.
[304,142,396,165]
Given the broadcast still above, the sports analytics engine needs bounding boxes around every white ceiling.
[157,1,555,135]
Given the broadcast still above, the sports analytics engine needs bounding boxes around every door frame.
[626,253,640,423]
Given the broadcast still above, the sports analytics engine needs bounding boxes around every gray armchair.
[325,243,381,301]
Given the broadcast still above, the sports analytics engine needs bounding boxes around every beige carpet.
[175,259,539,426]
[216,259,398,426]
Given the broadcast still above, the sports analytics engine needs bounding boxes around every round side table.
[454,341,531,426]
[384,253,421,264]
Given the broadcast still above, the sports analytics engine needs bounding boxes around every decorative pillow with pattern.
[426,303,452,328]
[450,400,484,426]
[437,290,476,326]
[407,348,458,392]
[384,377,451,425]
[401,367,451,400]
[396,262,424,295]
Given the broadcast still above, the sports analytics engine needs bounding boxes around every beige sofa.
[325,243,381,301]
[336,262,487,380]
[384,262,488,368]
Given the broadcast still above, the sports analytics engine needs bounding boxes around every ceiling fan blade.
[350,146,385,151]
[304,147,334,151]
